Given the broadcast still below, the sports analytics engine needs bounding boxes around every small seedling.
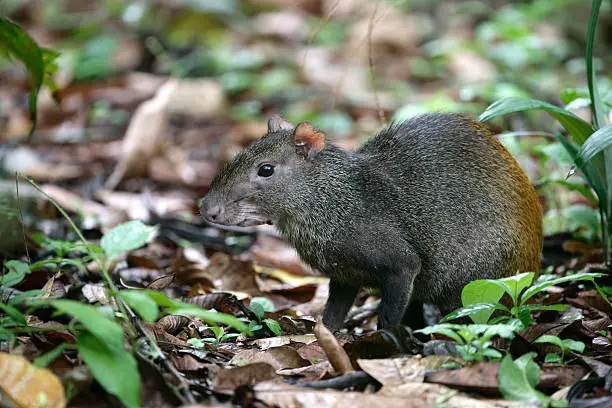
[249,297,282,336]
[534,335,585,364]
[196,326,240,349]
[415,323,516,362]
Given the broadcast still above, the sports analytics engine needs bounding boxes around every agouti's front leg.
[322,280,359,330]
[377,253,421,330]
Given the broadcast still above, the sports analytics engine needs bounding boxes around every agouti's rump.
[199,113,543,330]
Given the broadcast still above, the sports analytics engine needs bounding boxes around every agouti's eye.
[257,164,275,177]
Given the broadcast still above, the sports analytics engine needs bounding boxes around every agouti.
[199,113,543,330]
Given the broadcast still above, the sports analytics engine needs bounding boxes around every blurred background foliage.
[1,0,611,243]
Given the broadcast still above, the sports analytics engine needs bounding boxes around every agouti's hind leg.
[401,301,425,330]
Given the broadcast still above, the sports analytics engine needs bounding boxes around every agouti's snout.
[199,196,223,223]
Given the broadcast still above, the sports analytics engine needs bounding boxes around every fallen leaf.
[0,353,66,408]
[358,355,463,386]
[213,362,278,393]
[230,346,310,371]
[314,317,354,374]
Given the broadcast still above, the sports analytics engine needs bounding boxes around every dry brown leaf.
[249,334,317,350]
[230,346,310,371]
[253,381,426,408]
[146,274,175,290]
[425,362,500,396]
[40,184,125,229]
[314,317,354,374]
[105,79,179,190]
[0,353,66,408]
[213,362,278,393]
[358,355,463,386]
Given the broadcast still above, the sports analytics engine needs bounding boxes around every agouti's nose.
[205,205,222,221]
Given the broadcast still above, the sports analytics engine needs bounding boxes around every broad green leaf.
[210,326,224,339]
[1,260,30,287]
[77,331,141,408]
[479,98,596,145]
[263,318,282,336]
[250,297,274,313]
[563,339,585,353]
[0,18,59,140]
[545,353,562,364]
[574,124,612,170]
[498,353,549,405]
[414,324,464,344]
[461,280,507,323]
[250,302,265,321]
[49,300,125,347]
[441,302,509,323]
[9,289,47,305]
[482,324,517,340]
[119,291,159,322]
[498,272,535,304]
[521,272,605,304]
[101,221,158,261]
[518,304,568,313]
[534,334,565,350]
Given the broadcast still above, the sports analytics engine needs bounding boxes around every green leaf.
[1,260,30,287]
[77,331,141,408]
[119,291,159,322]
[0,302,27,325]
[479,98,596,145]
[461,280,507,323]
[518,304,568,313]
[574,124,612,170]
[168,307,249,333]
[441,302,508,323]
[0,18,59,140]
[210,326,224,339]
[101,221,158,261]
[250,302,264,321]
[586,0,605,129]
[545,353,562,364]
[563,339,585,353]
[498,353,549,405]
[48,300,125,347]
[521,272,605,304]
[250,297,274,313]
[537,178,598,207]
[263,318,282,336]
[414,324,465,344]
[33,343,69,368]
[534,334,565,350]
[498,272,535,304]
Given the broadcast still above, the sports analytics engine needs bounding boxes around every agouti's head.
[199,115,326,227]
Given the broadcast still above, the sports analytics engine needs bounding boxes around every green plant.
[442,271,607,329]
[1,179,250,407]
[0,17,60,140]
[415,323,516,362]
[249,297,282,336]
[534,335,585,364]
[479,0,612,264]
[498,352,567,407]
[190,326,240,350]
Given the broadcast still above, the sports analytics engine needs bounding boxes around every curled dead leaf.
[314,317,354,374]
[0,353,66,408]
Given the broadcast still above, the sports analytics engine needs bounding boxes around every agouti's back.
[359,113,542,310]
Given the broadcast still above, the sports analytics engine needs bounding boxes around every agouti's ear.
[267,115,294,133]
[294,122,325,159]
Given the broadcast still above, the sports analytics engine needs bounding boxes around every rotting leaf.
[0,353,66,408]
[213,362,277,394]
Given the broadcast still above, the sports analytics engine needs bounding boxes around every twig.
[298,371,378,390]
[367,1,386,125]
